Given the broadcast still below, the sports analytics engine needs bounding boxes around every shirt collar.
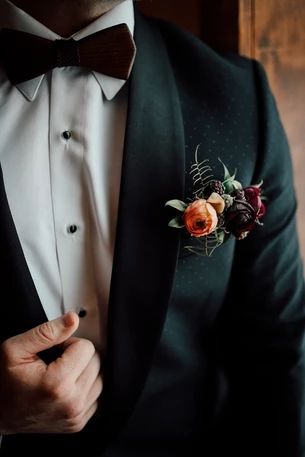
[0,0,135,101]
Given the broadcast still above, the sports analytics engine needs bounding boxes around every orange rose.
[183,199,218,237]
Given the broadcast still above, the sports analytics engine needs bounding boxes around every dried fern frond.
[190,145,214,198]
[185,229,225,257]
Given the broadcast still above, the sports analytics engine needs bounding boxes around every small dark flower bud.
[203,180,225,198]
[232,189,246,201]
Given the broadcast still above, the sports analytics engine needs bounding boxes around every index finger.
[47,337,97,382]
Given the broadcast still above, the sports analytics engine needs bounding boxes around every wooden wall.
[251,0,305,258]
[138,0,305,260]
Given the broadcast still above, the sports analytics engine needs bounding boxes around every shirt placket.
[48,67,96,322]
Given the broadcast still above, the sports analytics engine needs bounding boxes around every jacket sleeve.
[216,60,305,457]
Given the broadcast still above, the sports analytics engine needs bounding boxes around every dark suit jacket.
[1,10,305,457]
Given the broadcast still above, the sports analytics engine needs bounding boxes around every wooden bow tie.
[0,23,136,85]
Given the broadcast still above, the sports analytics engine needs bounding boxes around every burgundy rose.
[225,185,265,239]
[243,186,266,218]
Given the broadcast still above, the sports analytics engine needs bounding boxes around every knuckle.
[75,339,95,358]
[63,399,84,421]
[67,404,97,433]
[68,419,85,433]
[41,378,68,400]
[34,322,55,344]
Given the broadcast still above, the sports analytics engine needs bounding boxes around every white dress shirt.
[0,0,135,353]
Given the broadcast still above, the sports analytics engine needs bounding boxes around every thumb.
[8,312,79,360]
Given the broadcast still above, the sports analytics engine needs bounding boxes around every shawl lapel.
[99,12,185,441]
[0,167,47,342]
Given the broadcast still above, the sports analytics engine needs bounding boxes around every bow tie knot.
[54,39,80,68]
[0,23,136,85]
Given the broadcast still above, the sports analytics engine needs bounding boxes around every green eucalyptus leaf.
[165,199,188,212]
[223,177,235,194]
[168,216,185,228]
[232,180,242,190]
[218,158,235,181]
[215,230,225,244]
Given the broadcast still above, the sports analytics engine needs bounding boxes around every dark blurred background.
[138,0,305,261]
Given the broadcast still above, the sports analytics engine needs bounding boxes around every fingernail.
[62,312,76,328]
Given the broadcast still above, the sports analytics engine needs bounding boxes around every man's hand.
[0,312,103,434]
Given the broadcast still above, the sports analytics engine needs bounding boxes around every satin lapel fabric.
[98,10,185,443]
[0,166,47,342]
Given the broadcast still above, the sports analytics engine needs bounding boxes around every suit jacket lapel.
[0,166,47,342]
[100,12,185,440]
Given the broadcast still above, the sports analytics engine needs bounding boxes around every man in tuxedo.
[0,0,305,455]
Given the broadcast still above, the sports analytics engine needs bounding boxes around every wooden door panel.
[251,0,305,257]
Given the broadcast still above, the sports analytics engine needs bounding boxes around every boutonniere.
[165,145,266,256]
